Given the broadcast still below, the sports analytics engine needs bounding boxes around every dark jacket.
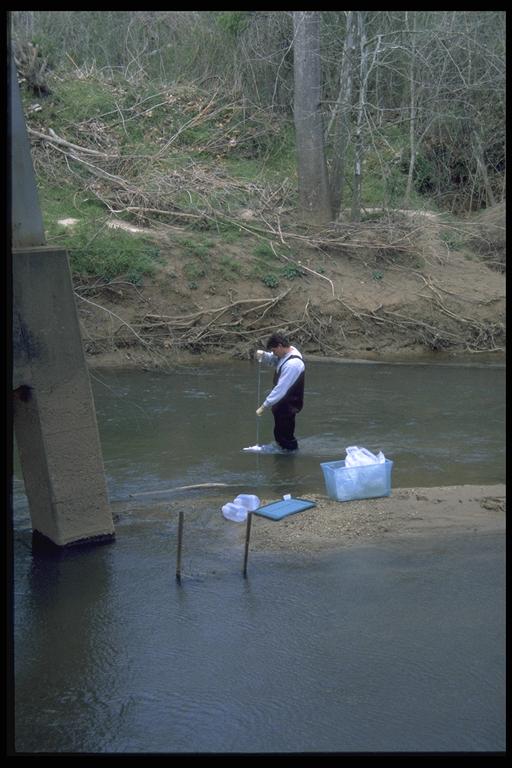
[272,355,305,413]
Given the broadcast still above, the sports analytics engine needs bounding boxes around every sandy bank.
[116,484,505,554]
[243,484,506,553]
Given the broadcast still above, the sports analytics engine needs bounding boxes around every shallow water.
[13,526,505,753]
[98,359,507,495]
[14,359,505,510]
[12,359,506,753]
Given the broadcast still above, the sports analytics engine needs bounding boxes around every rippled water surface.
[15,359,504,507]
[14,529,505,753]
[12,360,505,753]
[96,359,506,496]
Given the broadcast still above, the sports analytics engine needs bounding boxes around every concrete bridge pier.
[13,247,115,547]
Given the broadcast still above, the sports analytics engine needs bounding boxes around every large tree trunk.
[328,11,356,217]
[293,11,332,224]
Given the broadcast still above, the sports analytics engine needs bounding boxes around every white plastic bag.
[222,502,247,522]
[233,494,260,511]
[345,446,385,467]
[342,447,387,499]
[222,494,261,522]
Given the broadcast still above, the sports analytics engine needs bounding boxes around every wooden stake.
[243,512,253,577]
[176,509,184,582]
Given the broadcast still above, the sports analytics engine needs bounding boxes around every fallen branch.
[28,126,116,158]
[98,201,206,222]
[269,241,336,297]
[129,482,231,497]
[67,151,133,188]
[75,292,156,353]
[141,290,291,325]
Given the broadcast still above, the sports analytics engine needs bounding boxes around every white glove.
[256,405,265,416]
[255,349,265,362]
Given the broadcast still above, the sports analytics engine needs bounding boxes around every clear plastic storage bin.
[320,459,393,502]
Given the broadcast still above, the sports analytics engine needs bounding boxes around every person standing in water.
[255,332,305,452]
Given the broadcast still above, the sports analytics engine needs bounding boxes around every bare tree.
[327,11,357,217]
[351,11,369,222]
[293,11,332,224]
[403,12,418,206]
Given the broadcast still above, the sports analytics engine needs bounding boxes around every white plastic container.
[320,459,393,502]
[233,494,260,512]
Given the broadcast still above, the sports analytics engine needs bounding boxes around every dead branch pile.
[134,291,293,351]
[464,202,506,272]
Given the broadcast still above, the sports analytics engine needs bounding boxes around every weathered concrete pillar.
[10,54,114,546]
[13,248,115,546]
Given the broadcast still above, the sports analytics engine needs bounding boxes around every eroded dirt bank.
[76,205,505,367]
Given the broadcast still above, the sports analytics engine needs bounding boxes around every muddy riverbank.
[73,204,505,366]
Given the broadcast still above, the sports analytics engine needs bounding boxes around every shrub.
[62,222,161,283]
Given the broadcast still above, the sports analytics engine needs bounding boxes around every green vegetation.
[183,260,207,283]
[39,186,101,237]
[252,243,275,260]
[178,237,216,261]
[49,78,116,124]
[218,255,242,280]
[439,228,466,252]
[59,222,161,283]
[249,242,279,286]
[281,264,304,279]
[215,223,245,243]
[216,11,251,36]
[260,273,280,288]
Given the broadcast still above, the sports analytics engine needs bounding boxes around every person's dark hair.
[266,332,290,350]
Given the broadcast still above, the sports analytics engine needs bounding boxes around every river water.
[12,359,506,753]
[15,358,505,507]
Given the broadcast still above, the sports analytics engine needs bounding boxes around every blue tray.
[253,497,316,521]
